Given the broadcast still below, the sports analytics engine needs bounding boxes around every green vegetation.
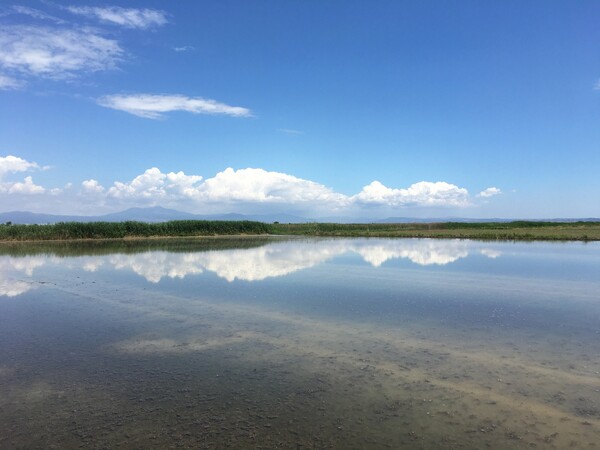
[0,220,270,242]
[1,220,599,242]
[271,221,600,241]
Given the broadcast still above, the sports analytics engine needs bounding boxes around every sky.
[1,0,599,219]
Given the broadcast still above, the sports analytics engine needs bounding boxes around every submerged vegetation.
[0,220,599,242]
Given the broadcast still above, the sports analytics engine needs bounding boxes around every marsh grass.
[1,220,599,241]
[270,221,600,241]
[0,220,270,242]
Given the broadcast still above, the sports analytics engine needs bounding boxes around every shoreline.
[1,220,599,242]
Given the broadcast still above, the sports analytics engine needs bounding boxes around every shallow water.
[1,237,599,449]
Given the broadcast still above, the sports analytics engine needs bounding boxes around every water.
[1,237,599,448]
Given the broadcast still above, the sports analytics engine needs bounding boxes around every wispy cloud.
[594,79,600,91]
[0,73,24,90]
[0,25,123,80]
[66,6,168,29]
[174,45,195,53]
[98,94,252,119]
[11,5,65,23]
[477,187,502,198]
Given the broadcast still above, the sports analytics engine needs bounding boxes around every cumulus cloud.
[95,166,476,211]
[7,176,45,194]
[2,155,504,214]
[107,168,203,200]
[66,6,168,29]
[196,168,346,204]
[477,187,502,198]
[0,25,123,81]
[98,94,252,119]
[353,180,470,207]
[0,155,46,195]
[82,179,105,194]
[0,155,40,177]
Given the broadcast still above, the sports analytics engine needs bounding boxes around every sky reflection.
[0,238,503,290]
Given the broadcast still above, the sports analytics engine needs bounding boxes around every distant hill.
[0,206,598,225]
[0,206,310,224]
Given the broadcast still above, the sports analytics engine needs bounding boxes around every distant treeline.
[1,220,599,241]
[0,220,271,241]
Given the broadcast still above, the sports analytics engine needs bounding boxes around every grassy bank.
[1,220,599,242]
[0,220,271,242]
[270,221,600,241]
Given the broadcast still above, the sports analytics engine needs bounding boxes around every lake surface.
[1,237,599,449]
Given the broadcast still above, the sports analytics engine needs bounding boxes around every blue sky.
[1,1,599,219]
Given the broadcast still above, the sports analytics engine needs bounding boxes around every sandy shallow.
[1,239,599,448]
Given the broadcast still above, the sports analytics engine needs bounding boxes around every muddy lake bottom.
[1,237,599,448]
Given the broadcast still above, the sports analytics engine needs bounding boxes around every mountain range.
[0,206,598,225]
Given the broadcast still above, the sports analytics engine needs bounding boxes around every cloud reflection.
[0,239,503,290]
[80,239,499,283]
[0,257,46,296]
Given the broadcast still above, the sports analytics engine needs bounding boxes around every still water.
[1,237,599,448]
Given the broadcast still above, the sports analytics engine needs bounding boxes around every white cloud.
[353,180,470,207]
[66,6,168,29]
[7,176,45,195]
[82,179,105,193]
[1,155,486,214]
[95,166,473,211]
[0,25,123,81]
[107,168,203,200]
[98,94,252,119]
[594,80,600,91]
[0,73,24,90]
[196,167,346,204]
[477,187,502,198]
[0,155,40,177]
[11,6,65,23]
[0,156,45,195]
[108,167,167,199]
[174,46,194,52]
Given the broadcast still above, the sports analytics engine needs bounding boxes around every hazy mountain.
[0,211,91,224]
[0,207,597,225]
[0,207,310,224]
[100,206,198,222]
